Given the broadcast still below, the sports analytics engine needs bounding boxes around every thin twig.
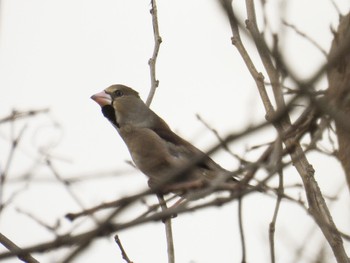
[268,138,283,263]
[146,0,162,106]
[46,158,100,225]
[115,235,134,263]
[16,207,60,233]
[157,194,175,263]
[245,0,286,113]
[0,108,49,124]
[0,125,27,213]
[291,182,349,262]
[219,0,274,116]
[196,114,238,158]
[61,206,127,263]
[329,0,343,17]
[238,197,246,263]
[282,20,327,57]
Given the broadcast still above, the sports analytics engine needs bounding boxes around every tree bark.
[327,13,350,192]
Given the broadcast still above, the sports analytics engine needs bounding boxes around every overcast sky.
[0,0,350,262]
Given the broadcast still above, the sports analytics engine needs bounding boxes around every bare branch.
[238,197,246,263]
[282,20,328,57]
[326,13,350,192]
[0,108,49,124]
[157,194,175,263]
[146,0,162,106]
[268,138,283,263]
[115,235,134,263]
[0,125,27,213]
[221,1,349,262]
[0,233,39,263]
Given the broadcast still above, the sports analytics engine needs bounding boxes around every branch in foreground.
[220,1,349,262]
[0,108,49,124]
[0,186,258,261]
[1,147,291,262]
[0,233,39,263]
[0,142,318,261]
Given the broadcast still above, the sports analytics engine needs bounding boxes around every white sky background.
[0,0,350,262]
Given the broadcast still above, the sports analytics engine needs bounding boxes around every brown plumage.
[91,84,237,193]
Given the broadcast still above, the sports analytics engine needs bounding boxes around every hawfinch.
[91,84,237,194]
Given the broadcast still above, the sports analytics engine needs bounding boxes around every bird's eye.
[114,90,123,97]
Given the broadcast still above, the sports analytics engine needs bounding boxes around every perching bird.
[91,84,238,194]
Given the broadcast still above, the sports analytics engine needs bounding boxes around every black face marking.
[102,105,120,128]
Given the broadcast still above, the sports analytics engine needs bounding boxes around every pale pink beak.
[90,91,112,106]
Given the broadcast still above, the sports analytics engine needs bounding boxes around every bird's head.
[91,84,140,106]
[91,84,156,129]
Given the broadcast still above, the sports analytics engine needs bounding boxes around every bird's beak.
[91,91,112,106]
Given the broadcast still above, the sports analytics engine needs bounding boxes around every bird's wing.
[151,126,227,173]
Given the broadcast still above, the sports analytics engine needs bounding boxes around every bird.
[91,84,239,195]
